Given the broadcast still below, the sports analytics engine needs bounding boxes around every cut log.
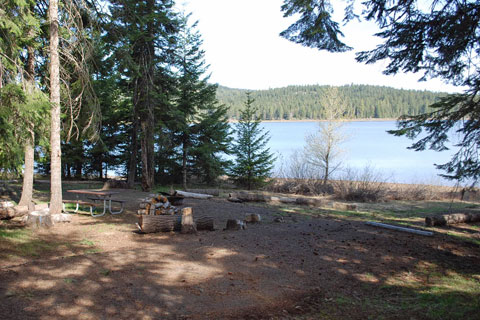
[0,201,14,208]
[181,207,196,234]
[225,219,246,231]
[23,210,54,228]
[175,190,213,199]
[137,215,182,233]
[196,216,215,231]
[0,205,28,220]
[185,189,220,196]
[244,213,261,223]
[425,213,480,226]
[366,221,433,236]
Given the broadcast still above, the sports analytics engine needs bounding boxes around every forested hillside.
[217,84,446,120]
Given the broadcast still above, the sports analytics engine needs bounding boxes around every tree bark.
[137,215,182,233]
[127,115,138,189]
[425,213,480,227]
[0,205,28,220]
[18,39,36,211]
[18,125,35,211]
[182,138,188,190]
[49,0,63,214]
[195,216,215,231]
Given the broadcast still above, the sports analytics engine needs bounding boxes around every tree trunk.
[18,132,35,210]
[182,140,188,190]
[18,40,36,211]
[127,115,138,188]
[425,213,480,226]
[49,0,63,214]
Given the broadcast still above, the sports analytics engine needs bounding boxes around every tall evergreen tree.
[230,93,275,190]
[107,0,177,191]
[171,13,231,188]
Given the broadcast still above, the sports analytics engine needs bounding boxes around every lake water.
[259,121,460,186]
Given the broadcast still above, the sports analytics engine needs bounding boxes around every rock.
[225,219,246,230]
[274,217,285,223]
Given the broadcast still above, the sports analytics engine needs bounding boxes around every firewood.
[181,207,196,234]
[196,216,215,231]
[425,212,480,226]
[138,215,182,233]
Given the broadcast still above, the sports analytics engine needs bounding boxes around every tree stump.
[225,219,246,231]
[244,213,261,223]
[181,207,196,234]
[23,210,54,228]
[196,216,215,231]
[137,215,181,233]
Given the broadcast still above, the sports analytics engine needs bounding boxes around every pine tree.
[230,93,275,190]
[171,13,232,188]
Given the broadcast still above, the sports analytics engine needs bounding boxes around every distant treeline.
[216,84,446,120]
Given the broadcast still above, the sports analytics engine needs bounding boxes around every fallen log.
[229,192,321,206]
[0,205,28,220]
[175,190,213,199]
[137,215,182,233]
[425,213,480,227]
[295,197,324,207]
[185,189,220,196]
[196,216,215,231]
[366,221,433,236]
[229,192,267,202]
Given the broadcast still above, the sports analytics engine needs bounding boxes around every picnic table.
[64,189,125,217]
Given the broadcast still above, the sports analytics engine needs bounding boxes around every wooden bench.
[62,199,97,216]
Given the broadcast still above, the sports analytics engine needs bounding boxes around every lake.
[259,120,460,186]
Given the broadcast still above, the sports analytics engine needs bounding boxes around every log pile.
[136,196,215,233]
[137,194,179,215]
[425,212,480,226]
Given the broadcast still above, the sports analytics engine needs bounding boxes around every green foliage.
[230,93,275,190]
[280,0,480,184]
[0,84,49,174]
[217,84,443,120]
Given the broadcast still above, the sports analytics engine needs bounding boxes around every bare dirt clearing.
[1,187,479,319]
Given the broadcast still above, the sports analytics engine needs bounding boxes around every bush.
[334,166,390,202]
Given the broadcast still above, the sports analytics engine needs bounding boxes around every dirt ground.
[1,188,479,319]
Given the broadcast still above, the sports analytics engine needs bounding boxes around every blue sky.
[179,0,461,93]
